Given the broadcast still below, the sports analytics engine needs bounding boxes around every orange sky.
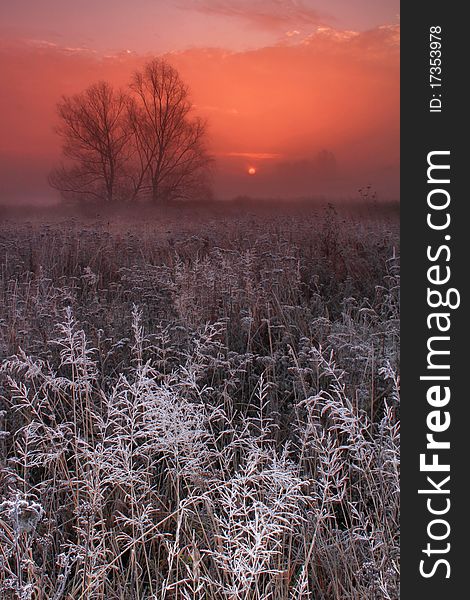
[0,2,399,203]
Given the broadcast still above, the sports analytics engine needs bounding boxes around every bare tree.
[50,81,130,204]
[129,58,212,203]
[50,61,212,206]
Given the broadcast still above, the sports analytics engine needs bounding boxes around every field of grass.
[0,201,399,599]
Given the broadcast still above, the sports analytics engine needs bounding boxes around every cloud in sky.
[1,1,400,56]
[184,0,330,31]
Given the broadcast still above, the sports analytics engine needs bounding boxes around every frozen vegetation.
[0,202,399,599]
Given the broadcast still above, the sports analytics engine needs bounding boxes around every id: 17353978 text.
[429,26,443,113]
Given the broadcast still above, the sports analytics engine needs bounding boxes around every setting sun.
[248,167,256,176]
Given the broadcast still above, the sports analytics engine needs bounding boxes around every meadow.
[0,200,400,599]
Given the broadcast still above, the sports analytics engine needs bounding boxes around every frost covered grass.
[0,203,399,599]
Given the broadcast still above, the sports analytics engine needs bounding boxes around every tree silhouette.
[50,81,129,204]
[129,58,211,203]
[50,59,212,205]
